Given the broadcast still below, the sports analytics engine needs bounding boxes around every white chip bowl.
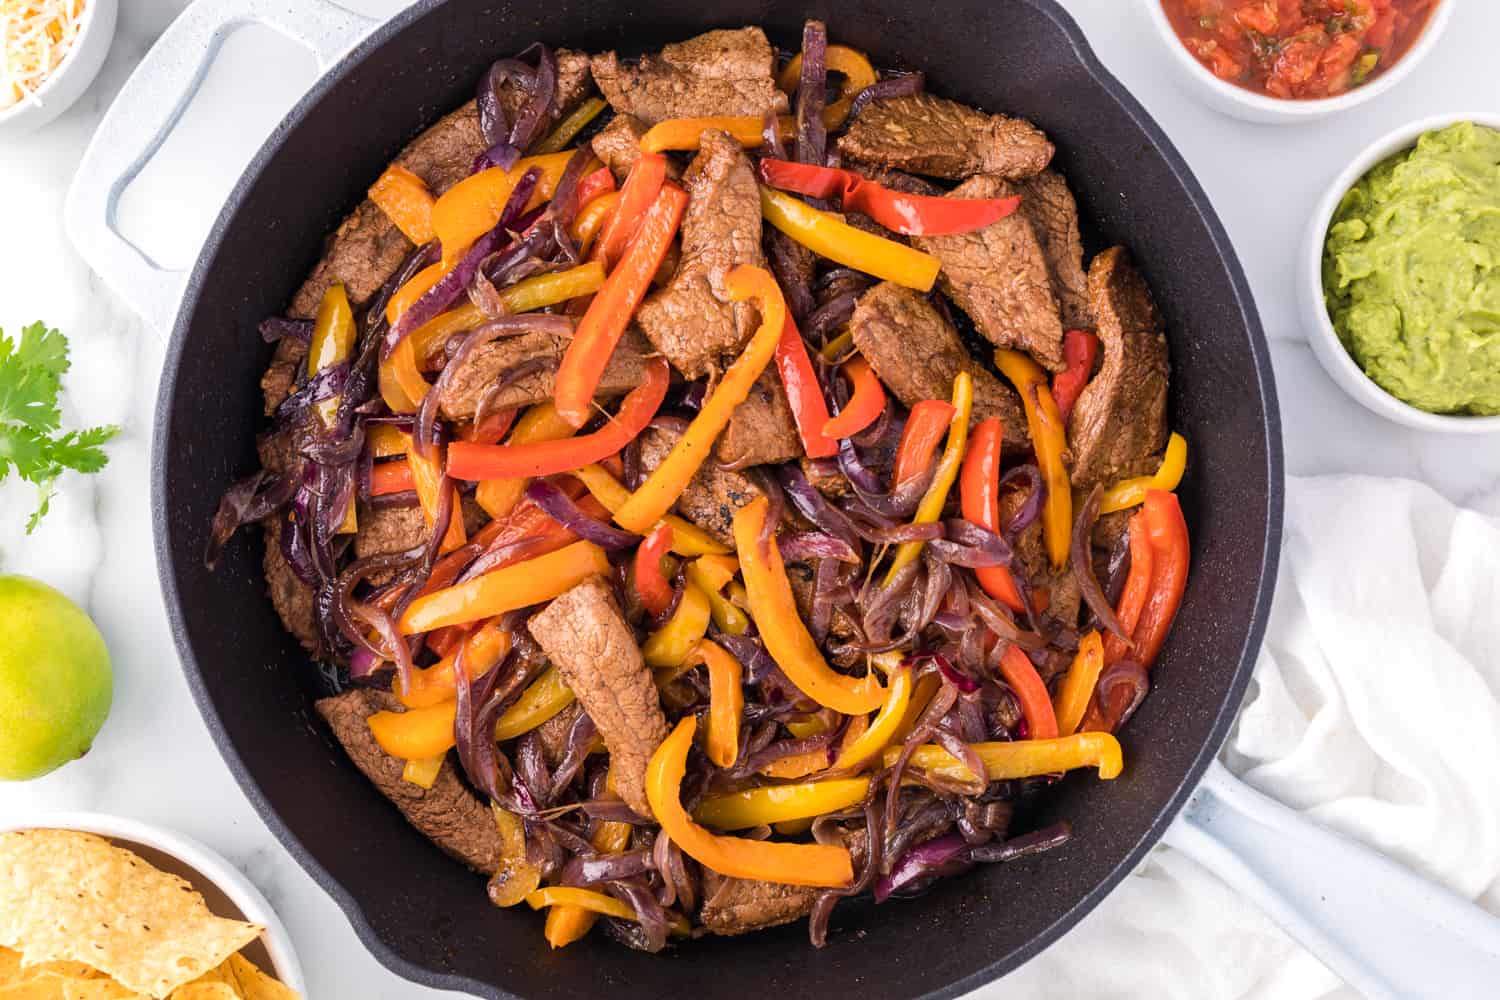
[1141,0,1452,125]
[1300,112,1500,434]
[0,812,305,994]
[0,0,118,138]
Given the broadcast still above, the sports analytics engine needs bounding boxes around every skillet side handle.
[1163,760,1500,1000]
[63,0,376,337]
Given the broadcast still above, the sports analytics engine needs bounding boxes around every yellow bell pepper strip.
[686,557,749,635]
[525,887,690,935]
[761,715,868,779]
[613,264,788,534]
[776,45,877,130]
[819,328,853,362]
[1099,432,1188,515]
[385,262,447,327]
[1053,630,1105,736]
[892,672,942,745]
[490,804,542,906]
[379,336,429,413]
[734,496,887,715]
[822,356,886,439]
[885,371,973,585]
[367,423,408,459]
[568,190,620,257]
[647,716,855,887]
[555,186,687,427]
[401,753,446,790]
[400,540,609,633]
[995,348,1072,569]
[309,283,357,426]
[637,115,794,153]
[689,552,738,590]
[494,665,576,741]
[882,733,1125,782]
[833,663,913,771]
[400,619,511,708]
[368,700,457,759]
[403,433,467,554]
[532,96,608,154]
[998,644,1059,740]
[572,463,729,556]
[430,151,575,265]
[642,583,711,668]
[450,357,670,479]
[686,639,744,768]
[634,522,677,617]
[474,402,578,520]
[774,818,815,836]
[761,187,941,292]
[695,778,871,830]
[369,164,436,244]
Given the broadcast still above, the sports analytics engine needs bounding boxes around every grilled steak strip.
[590,28,786,124]
[837,93,1053,181]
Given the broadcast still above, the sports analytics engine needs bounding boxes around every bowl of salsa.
[1145,0,1450,123]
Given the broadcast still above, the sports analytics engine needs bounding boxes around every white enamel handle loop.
[63,0,376,336]
[1165,760,1500,999]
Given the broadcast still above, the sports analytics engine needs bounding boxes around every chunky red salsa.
[1163,0,1437,100]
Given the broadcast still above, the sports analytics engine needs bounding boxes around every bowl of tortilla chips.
[0,814,303,1000]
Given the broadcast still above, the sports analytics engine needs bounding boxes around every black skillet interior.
[154,1,1282,996]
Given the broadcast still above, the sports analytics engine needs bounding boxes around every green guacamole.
[1324,122,1500,416]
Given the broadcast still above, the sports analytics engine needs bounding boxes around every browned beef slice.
[591,114,653,182]
[715,370,802,468]
[354,504,426,562]
[1017,170,1092,331]
[527,577,667,816]
[638,427,762,546]
[263,518,318,654]
[261,337,306,416]
[437,326,654,421]
[636,129,764,379]
[837,93,1053,181]
[590,28,784,124]
[1068,248,1169,487]
[848,282,1030,449]
[534,701,583,768]
[912,175,1065,371]
[699,870,818,935]
[802,457,851,499]
[315,688,506,875]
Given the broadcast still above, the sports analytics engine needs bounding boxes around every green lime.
[0,575,112,780]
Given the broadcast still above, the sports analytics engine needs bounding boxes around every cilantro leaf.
[0,323,119,533]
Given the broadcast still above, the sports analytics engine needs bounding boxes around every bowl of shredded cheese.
[0,0,116,136]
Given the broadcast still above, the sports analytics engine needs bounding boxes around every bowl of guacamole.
[1308,117,1500,431]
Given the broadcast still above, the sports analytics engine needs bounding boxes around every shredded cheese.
[1,0,88,111]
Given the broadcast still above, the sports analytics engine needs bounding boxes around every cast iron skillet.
[152,1,1282,995]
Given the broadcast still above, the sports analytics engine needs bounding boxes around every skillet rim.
[152,1,1284,995]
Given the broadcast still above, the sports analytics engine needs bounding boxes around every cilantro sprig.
[0,323,119,532]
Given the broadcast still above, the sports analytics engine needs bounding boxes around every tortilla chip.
[60,981,147,1000]
[0,832,261,1000]
[164,987,237,1000]
[178,955,295,1000]
[0,948,22,983]
[0,975,67,999]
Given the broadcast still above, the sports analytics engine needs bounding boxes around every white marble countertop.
[1,2,1497,998]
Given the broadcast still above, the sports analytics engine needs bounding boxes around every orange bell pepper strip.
[568,190,620,257]
[733,496,886,715]
[959,417,1027,613]
[1103,509,1154,665]
[822,356,885,439]
[379,336,430,414]
[646,716,855,887]
[1127,490,1190,668]
[369,461,415,496]
[1051,330,1099,424]
[473,402,578,520]
[572,164,616,207]
[637,116,794,153]
[400,619,511,708]
[885,371,973,585]
[403,433,466,553]
[688,639,745,769]
[572,462,729,557]
[368,699,457,759]
[430,151,575,264]
[525,887,690,936]
[385,262,446,328]
[1053,630,1105,736]
[894,399,957,486]
[761,187,940,292]
[833,662,914,771]
[593,152,668,271]
[777,45,878,129]
[634,522,676,617]
[399,540,609,633]
[532,96,608,155]
[774,314,838,459]
[449,357,670,480]
[555,186,687,427]
[883,733,1124,782]
[994,349,1072,570]
[613,264,787,534]
[998,644,1059,740]
[369,164,436,244]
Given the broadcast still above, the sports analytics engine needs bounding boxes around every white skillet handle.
[1163,760,1500,999]
[63,0,377,336]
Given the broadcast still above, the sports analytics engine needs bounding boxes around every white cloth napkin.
[990,475,1500,1000]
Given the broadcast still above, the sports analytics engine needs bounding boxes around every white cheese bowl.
[0,0,118,138]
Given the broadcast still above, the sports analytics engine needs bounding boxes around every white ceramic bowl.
[1301,112,1500,434]
[0,0,118,138]
[1142,0,1452,124]
[0,812,305,994]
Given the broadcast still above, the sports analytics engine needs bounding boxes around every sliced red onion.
[1097,659,1150,730]
[929,518,1012,568]
[474,356,556,432]
[969,821,1073,863]
[609,878,671,954]
[382,224,513,358]
[778,464,861,550]
[847,71,926,121]
[478,45,557,152]
[561,848,654,887]
[368,489,421,510]
[765,227,814,321]
[258,317,312,343]
[1000,464,1044,538]
[454,644,508,801]
[804,290,857,343]
[874,833,971,903]
[795,21,828,165]
[472,141,521,175]
[966,578,1048,650]
[204,468,297,569]
[837,437,928,518]
[525,479,640,549]
[1104,525,1133,607]
[778,531,860,564]
[1072,484,1127,639]
[925,651,979,694]
[548,710,597,796]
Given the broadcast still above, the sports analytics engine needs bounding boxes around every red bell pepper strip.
[370,461,415,496]
[773,314,837,459]
[999,644,1059,740]
[572,166,616,212]
[1129,490,1190,669]
[757,158,1021,237]
[555,185,687,428]
[822,356,886,439]
[1103,509,1154,666]
[634,522,676,617]
[893,399,956,486]
[593,152,668,272]
[449,357,670,479]
[959,417,1027,614]
[1051,330,1099,424]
